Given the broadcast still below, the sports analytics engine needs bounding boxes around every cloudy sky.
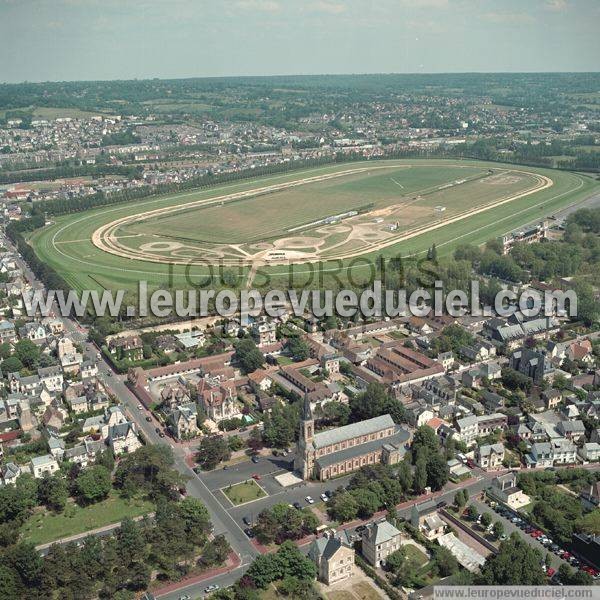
[0,0,598,83]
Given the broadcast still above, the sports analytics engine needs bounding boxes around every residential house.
[252,319,277,347]
[0,320,16,343]
[19,322,47,343]
[488,472,530,509]
[0,462,21,485]
[107,422,142,455]
[108,335,143,361]
[361,520,402,567]
[170,402,199,439]
[248,369,274,393]
[475,443,505,471]
[30,454,59,478]
[578,442,600,463]
[461,362,502,389]
[308,531,355,585]
[48,436,65,461]
[510,348,554,384]
[38,366,63,392]
[198,378,240,423]
[81,360,98,379]
[542,389,562,409]
[557,420,586,443]
[460,341,496,362]
[456,415,479,446]
[411,500,445,540]
[174,330,205,351]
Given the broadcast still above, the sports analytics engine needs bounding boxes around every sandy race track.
[91,165,553,267]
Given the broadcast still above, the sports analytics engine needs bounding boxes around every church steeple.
[301,394,314,442]
[295,394,315,479]
[302,394,313,421]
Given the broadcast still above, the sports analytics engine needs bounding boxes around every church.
[295,396,410,481]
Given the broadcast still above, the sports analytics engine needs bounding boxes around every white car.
[137,404,143,410]
[320,493,329,502]
[305,496,315,504]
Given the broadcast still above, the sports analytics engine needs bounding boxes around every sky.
[0,0,599,83]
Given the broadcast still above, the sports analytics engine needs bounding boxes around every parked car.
[547,568,555,578]
[305,496,314,504]
[204,585,220,593]
[243,515,252,526]
[244,528,254,538]
[251,473,261,480]
[251,456,259,463]
[320,493,329,502]
[293,502,302,510]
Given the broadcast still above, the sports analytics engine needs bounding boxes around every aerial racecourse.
[30,159,598,292]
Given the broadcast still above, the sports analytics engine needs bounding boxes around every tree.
[413,458,427,494]
[349,382,406,424]
[201,534,231,566]
[14,339,41,369]
[247,428,263,453]
[114,444,185,499]
[287,337,309,361]
[0,565,19,600]
[467,504,478,520]
[234,339,264,374]
[492,521,504,539]
[37,473,68,512]
[196,435,231,471]
[75,465,111,504]
[480,512,492,529]
[262,402,298,449]
[397,459,413,494]
[116,517,147,566]
[577,509,600,535]
[425,452,449,491]
[328,491,358,523]
[351,488,380,519]
[411,425,440,463]
[1,356,23,374]
[501,367,532,393]
[178,497,211,544]
[479,534,546,584]
[432,545,458,576]
[228,435,244,452]
[454,490,467,509]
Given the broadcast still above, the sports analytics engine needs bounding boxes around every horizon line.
[2,69,600,86]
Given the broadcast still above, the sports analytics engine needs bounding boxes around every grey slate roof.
[313,414,395,449]
[363,520,401,545]
[315,427,409,469]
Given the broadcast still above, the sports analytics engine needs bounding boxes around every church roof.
[313,414,395,449]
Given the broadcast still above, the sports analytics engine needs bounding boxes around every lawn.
[21,491,154,546]
[326,581,383,600]
[276,355,294,366]
[402,542,429,567]
[222,479,267,505]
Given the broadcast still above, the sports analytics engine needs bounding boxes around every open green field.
[222,479,267,506]
[29,159,599,293]
[21,492,153,546]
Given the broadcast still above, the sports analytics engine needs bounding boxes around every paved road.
[7,239,261,565]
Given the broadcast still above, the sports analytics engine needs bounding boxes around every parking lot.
[472,497,599,579]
